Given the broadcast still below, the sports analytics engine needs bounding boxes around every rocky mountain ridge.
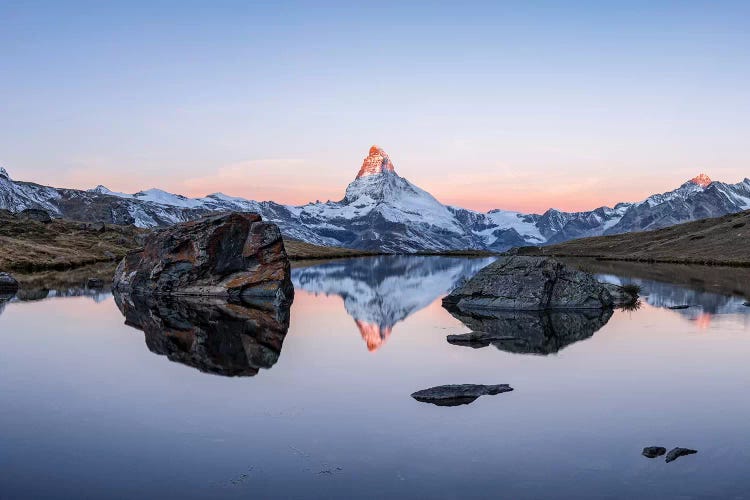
[1,147,749,252]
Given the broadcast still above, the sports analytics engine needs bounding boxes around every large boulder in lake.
[443,256,635,312]
[114,212,293,307]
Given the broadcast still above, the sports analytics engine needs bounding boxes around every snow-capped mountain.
[1,147,749,253]
[292,256,496,351]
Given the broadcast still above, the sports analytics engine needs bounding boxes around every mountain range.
[2,147,749,252]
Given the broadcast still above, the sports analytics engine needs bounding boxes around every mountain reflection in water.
[292,256,496,351]
[114,293,291,377]
[596,273,750,328]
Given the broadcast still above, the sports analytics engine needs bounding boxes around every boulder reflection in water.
[114,292,291,377]
[445,307,613,355]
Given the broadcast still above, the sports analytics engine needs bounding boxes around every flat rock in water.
[0,272,19,292]
[668,305,690,310]
[744,301,750,307]
[113,212,293,307]
[642,446,667,458]
[665,447,697,463]
[443,256,636,312]
[411,384,513,407]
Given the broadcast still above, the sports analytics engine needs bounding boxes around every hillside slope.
[0,211,146,271]
[521,210,750,265]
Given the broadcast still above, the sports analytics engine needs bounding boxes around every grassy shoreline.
[519,210,750,268]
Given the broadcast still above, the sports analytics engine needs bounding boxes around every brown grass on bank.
[520,210,750,267]
[0,213,145,272]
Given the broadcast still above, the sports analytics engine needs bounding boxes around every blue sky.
[1,1,749,212]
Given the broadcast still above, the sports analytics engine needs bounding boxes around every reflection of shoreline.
[114,292,291,377]
[557,258,750,328]
[293,256,495,351]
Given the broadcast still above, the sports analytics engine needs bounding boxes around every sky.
[1,0,749,213]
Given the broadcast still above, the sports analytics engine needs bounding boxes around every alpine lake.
[1,256,749,499]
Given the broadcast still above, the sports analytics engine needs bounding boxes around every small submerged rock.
[0,272,19,293]
[668,305,691,310]
[665,447,698,463]
[743,301,750,307]
[642,446,667,458]
[87,278,104,289]
[411,384,513,407]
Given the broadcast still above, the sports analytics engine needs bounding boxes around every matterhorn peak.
[356,145,396,178]
[689,173,712,188]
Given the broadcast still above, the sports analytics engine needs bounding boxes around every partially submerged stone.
[114,212,294,307]
[411,384,513,407]
[443,256,636,312]
[87,278,104,289]
[665,447,697,463]
[668,305,691,310]
[0,272,19,293]
[642,446,667,458]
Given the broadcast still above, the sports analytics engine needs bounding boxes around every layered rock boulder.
[114,212,293,307]
[443,256,636,312]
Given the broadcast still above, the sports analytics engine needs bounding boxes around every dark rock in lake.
[668,305,691,310]
[411,384,513,407]
[443,256,636,312]
[0,272,19,293]
[642,446,667,458]
[114,212,294,307]
[665,447,698,463]
[87,278,104,289]
[114,292,291,377]
[744,301,750,307]
[18,208,52,223]
[445,307,613,355]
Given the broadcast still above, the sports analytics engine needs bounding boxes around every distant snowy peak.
[356,145,396,178]
[689,173,712,188]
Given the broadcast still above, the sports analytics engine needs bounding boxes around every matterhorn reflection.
[292,256,496,351]
[114,292,291,377]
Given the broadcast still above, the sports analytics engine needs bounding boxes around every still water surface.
[1,256,749,499]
